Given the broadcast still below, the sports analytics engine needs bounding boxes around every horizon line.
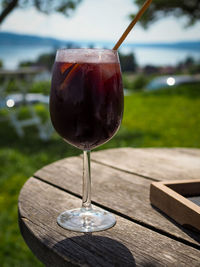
[1,30,200,45]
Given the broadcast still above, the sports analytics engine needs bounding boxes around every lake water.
[0,44,200,69]
[0,45,54,69]
[130,47,200,67]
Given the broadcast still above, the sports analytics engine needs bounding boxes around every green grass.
[121,85,200,147]
[0,83,200,266]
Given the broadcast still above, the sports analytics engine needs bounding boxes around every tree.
[119,52,137,72]
[131,0,200,28]
[0,0,82,24]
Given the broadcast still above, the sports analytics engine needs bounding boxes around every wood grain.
[18,178,200,267]
[91,148,200,181]
[34,155,200,247]
[150,181,200,232]
[165,179,200,196]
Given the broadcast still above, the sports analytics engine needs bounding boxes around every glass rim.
[56,48,118,53]
[55,48,119,63]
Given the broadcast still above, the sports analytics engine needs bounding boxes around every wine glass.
[50,48,124,232]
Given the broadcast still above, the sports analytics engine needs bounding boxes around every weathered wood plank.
[91,148,200,181]
[34,156,200,247]
[150,180,200,232]
[18,178,200,267]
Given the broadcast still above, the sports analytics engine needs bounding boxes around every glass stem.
[82,150,92,210]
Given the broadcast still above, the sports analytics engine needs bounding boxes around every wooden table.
[18,148,200,266]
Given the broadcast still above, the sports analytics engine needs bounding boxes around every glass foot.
[57,208,116,232]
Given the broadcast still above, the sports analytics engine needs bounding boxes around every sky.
[1,0,200,43]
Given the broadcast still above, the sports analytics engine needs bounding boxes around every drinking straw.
[113,0,152,50]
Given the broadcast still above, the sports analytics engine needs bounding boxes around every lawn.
[0,83,200,266]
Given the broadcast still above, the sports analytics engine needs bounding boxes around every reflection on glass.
[50,48,124,232]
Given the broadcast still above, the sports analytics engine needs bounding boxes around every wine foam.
[56,49,118,63]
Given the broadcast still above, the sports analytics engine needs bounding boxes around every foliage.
[0,0,82,24]
[132,0,200,28]
[177,56,200,75]
[30,81,51,95]
[122,74,133,90]
[18,61,35,68]
[119,52,137,72]
[0,76,50,96]
[0,59,3,68]
[122,73,149,91]
[131,75,148,91]
[19,52,56,70]
[188,64,200,75]
[35,53,56,70]
[0,83,200,266]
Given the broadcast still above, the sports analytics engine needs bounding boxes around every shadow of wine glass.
[52,234,136,266]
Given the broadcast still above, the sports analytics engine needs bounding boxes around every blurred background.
[0,0,200,266]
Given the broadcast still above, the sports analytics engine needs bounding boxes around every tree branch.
[0,0,19,24]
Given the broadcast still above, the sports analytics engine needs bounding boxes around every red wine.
[50,61,123,150]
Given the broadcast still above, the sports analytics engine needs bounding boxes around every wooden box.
[150,179,200,232]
